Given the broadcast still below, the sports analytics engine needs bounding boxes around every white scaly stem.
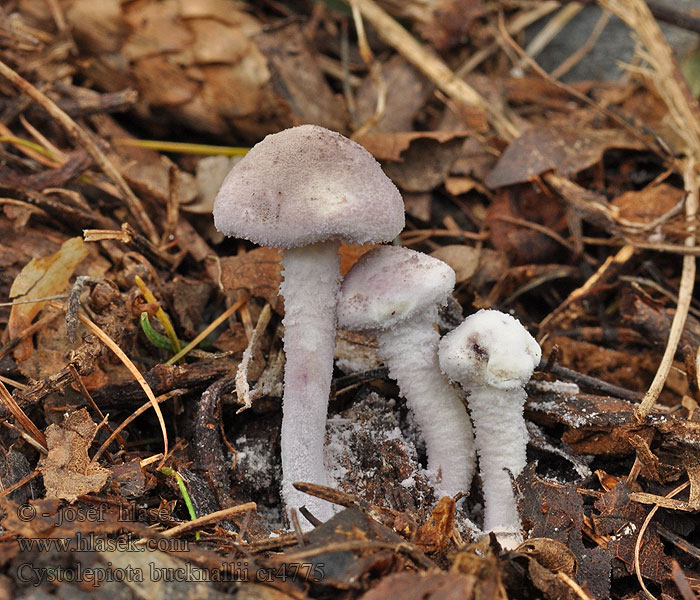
[467,384,527,547]
[377,314,475,498]
[279,241,340,527]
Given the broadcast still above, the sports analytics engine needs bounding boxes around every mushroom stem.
[467,385,527,542]
[377,315,475,498]
[279,240,340,525]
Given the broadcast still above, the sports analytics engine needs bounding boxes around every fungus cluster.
[337,246,475,499]
[213,125,404,525]
[213,125,540,544]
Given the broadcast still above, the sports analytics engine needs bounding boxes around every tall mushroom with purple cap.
[213,125,404,525]
[438,309,541,548]
[337,246,476,499]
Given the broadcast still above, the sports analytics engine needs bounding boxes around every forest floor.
[0,0,700,599]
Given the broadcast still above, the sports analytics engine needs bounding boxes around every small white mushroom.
[213,125,404,527]
[337,246,476,499]
[438,309,541,548]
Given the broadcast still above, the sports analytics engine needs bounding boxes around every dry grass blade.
[0,59,158,243]
[636,160,698,421]
[516,3,584,70]
[165,292,251,365]
[0,468,39,499]
[0,381,47,451]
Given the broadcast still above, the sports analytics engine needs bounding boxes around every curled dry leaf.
[354,55,434,132]
[516,538,577,578]
[611,182,683,224]
[219,247,282,311]
[8,236,88,361]
[38,408,110,503]
[360,571,481,600]
[430,245,480,283]
[414,496,456,554]
[356,131,472,192]
[485,187,568,265]
[485,125,646,189]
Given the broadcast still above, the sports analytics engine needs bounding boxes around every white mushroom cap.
[439,309,541,390]
[337,246,456,331]
[213,125,405,248]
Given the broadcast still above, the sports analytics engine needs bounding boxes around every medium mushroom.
[213,125,404,525]
[438,309,541,548]
[337,246,476,499]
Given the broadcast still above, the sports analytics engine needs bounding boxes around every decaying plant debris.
[0,0,700,598]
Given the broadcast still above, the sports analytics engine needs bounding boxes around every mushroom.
[213,125,404,525]
[438,309,541,548]
[337,246,476,499]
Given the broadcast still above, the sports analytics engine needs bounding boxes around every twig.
[0,468,40,499]
[670,560,698,600]
[349,1,386,136]
[456,2,561,76]
[539,244,635,335]
[159,502,257,538]
[597,0,700,153]
[68,364,126,449]
[557,571,595,600]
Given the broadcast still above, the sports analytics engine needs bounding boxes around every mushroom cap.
[213,125,405,248]
[439,309,541,390]
[337,246,456,331]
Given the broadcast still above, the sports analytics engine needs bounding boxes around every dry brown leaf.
[444,176,477,196]
[519,466,612,599]
[220,247,282,310]
[413,0,482,51]
[339,243,378,276]
[415,496,455,553]
[485,187,567,265]
[21,0,343,140]
[8,236,88,361]
[430,245,479,283]
[360,571,477,600]
[610,182,683,223]
[356,130,471,162]
[38,408,110,503]
[594,482,673,583]
[354,55,434,132]
[485,126,646,189]
[516,538,577,578]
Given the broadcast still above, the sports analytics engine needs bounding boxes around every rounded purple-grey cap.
[213,125,405,248]
[338,246,456,331]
